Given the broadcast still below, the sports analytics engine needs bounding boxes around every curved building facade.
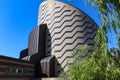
[38,0,98,75]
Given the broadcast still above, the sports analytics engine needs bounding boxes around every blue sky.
[0,0,116,58]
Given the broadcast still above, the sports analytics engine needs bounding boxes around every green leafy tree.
[60,45,120,80]
[88,0,120,49]
[60,0,120,80]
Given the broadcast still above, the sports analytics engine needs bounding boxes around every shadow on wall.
[46,26,51,56]
[55,58,63,77]
[46,25,63,77]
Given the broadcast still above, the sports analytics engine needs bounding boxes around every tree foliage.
[60,45,120,80]
[88,0,120,48]
[89,0,120,30]
[60,0,120,80]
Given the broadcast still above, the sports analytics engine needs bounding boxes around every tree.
[88,0,120,49]
[60,0,120,80]
[60,45,120,80]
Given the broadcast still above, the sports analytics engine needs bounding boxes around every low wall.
[0,78,60,80]
[41,78,59,80]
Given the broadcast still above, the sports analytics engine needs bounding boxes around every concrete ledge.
[0,78,60,80]
[41,78,59,80]
[0,78,31,80]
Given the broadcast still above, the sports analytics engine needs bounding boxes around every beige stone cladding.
[38,0,98,75]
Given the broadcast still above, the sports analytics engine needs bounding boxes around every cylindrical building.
[38,0,98,75]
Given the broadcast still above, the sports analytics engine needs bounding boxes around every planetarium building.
[0,0,98,78]
[38,0,98,75]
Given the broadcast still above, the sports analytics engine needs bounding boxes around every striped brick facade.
[38,0,98,75]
